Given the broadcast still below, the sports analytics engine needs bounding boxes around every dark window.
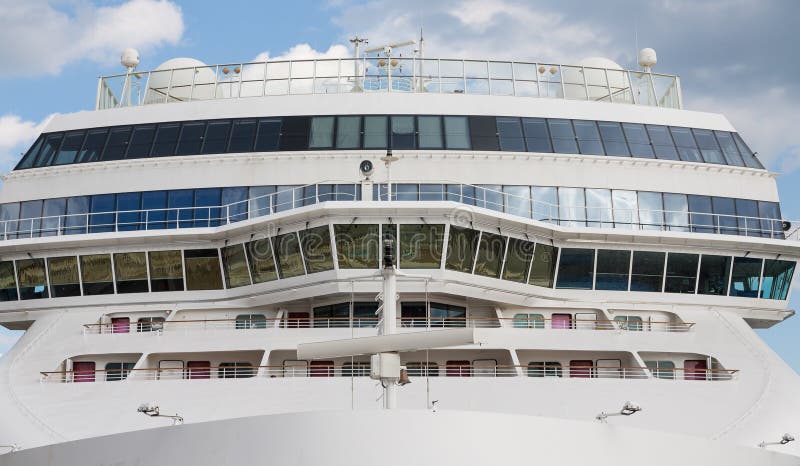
[114,252,149,293]
[41,198,66,237]
[363,116,388,149]
[548,119,578,154]
[47,256,81,297]
[430,302,466,327]
[522,118,552,153]
[761,260,795,300]
[254,118,282,151]
[53,131,85,165]
[729,257,761,298]
[336,116,361,149]
[77,128,109,163]
[595,249,630,291]
[279,116,310,151]
[16,134,44,169]
[142,191,167,230]
[218,362,255,379]
[313,303,350,328]
[732,133,763,169]
[630,251,665,292]
[167,189,193,229]
[664,253,698,293]
[299,226,334,273]
[417,116,443,149]
[555,248,594,289]
[193,188,221,227]
[229,119,257,152]
[175,121,206,155]
[16,258,49,299]
[713,131,745,166]
[573,120,604,155]
[184,249,223,290]
[688,195,714,234]
[222,187,248,223]
[202,120,231,154]
[64,196,89,235]
[735,199,760,237]
[33,133,63,167]
[473,232,505,279]
[274,232,305,278]
[468,116,499,151]
[245,238,278,283]
[597,121,630,156]
[501,238,534,283]
[530,243,558,288]
[622,123,654,158]
[496,117,525,151]
[102,126,132,160]
[758,201,783,239]
[445,226,478,273]
[391,116,416,149]
[699,256,731,296]
[646,125,678,160]
[0,261,17,301]
[105,362,134,381]
[148,250,184,292]
[669,127,702,162]
[89,194,115,233]
[80,254,115,295]
[443,116,470,149]
[116,192,142,231]
[712,197,737,235]
[398,224,444,269]
[126,125,156,158]
[18,200,42,238]
[152,123,180,156]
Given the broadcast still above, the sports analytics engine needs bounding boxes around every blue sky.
[0,0,797,370]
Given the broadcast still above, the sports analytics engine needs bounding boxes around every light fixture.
[137,403,183,425]
[759,433,795,448]
[596,401,642,422]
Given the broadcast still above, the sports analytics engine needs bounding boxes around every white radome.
[578,57,623,70]
[120,48,140,70]
[148,57,215,100]
[638,48,657,70]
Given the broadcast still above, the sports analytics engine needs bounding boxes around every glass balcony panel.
[489,61,512,79]
[265,79,289,95]
[239,81,264,97]
[290,60,314,78]
[562,66,585,84]
[440,77,465,94]
[564,83,587,100]
[144,70,173,104]
[465,60,488,78]
[512,62,537,81]
[630,72,656,106]
[440,60,464,77]
[588,85,611,101]
[490,79,514,95]
[266,61,290,79]
[653,74,680,109]
[584,68,608,86]
[315,60,339,77]
[466,79,489,95]
[289,78,313,94]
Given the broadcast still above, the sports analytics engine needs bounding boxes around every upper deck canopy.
[97,57,682,110]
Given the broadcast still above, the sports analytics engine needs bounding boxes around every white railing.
[82,317,694,335]
[98,57,681,110]
[2,182,791,240]
[40,364,738,383]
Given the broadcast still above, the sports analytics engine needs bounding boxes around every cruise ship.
[0,40,797,465]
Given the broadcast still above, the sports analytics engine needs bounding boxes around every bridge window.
[363,116,387,149]
[309,116,334,149]
[47,256,81,298]
[522,117,552,153]
[184,249,223,291]
[391,116,416,149]
[729,257,762,298]
[221,244,252,288]
[501,238,534,283]
[630,251,665,292]
[474,232,505,279]
[334,224,379,269]
[80,254,114,295]
[274,232,305,278]
[148,250,184,292]
[0,261,17,301]
[114,252,149,293]
[279,116,310,151]
[574,120,604,155]
[760,259,795,300]
[245,238,278,283]
[664,253,698,294]
[399,224,444,269]
[335,116,361,149]
[697,255,731,296]
[299,226,334,273]
[530,243,557,288]
[595,249,631,291]
[17,258,49,300]
[598,121,630,156]
[556,248,594,289]
[443,116,470,149]
[202,120,232,154]
[152,123,180,156]
[254,118,282,151]
[497,117,525,152]
[418,116,443,149]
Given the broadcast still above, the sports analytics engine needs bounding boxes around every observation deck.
[97,57,682,110]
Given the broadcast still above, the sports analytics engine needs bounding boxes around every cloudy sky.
[0,0,797,369]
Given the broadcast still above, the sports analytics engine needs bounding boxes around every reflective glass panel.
[418,116,443,149]
[670,127,702,162]
[126,125,155,158]
[399,224,444,269]
[16,258,49,299]
[729,257,762,298]
[202,120,231,154]
[664,253,698,294]
[597,121,630,156]
[245,238,278,283]
[279,116,310,151]
[114,252,149,293]
[334,224,379,269]
[299,226,334,273]
[141,191,167,230]
[363,116,388,149]
[595,250,630,291]
[41,198,66,237]
[221,244,252,288]
[229,119,257,152]
[712,197,737,235]
[502,238,534,283]
[573,120,604,155]
[612,190,638,229]
[444,116,470,149]
[586,188,613,228]
[254,118,282,151]
[530,243,558,288]
[391,116,415,149]
[77,128,109,162]
[184,249,223,290]
[558,187,585,227]
[445,226,478,273]
[692,129,724,164]
[646,125,678,160]
[63,196,89,236]
[548,119,578,154]
[274,232,305,278]
[102,127,132,161]
[336,116,361,149]
[80,254,114,295]
[760,260,795,300]
[522,118,552,153]
[497,117,525,152]
[47,256,81,297]
[474,232,505,278]
[555,248,594,289]
[732,133,763,169]
[622,123,654,158]
[152,123,180,156]
[469,116,499,151]
[309,116,335,149]
[688,195,714,233]
[714,131,745,166]
[663,193,689,232]
[638,192,664,230]
[698,255,731,296]
[148,250,184,292]
[0,261,17,301]
[630,251,665,292]
[54,131,85,165]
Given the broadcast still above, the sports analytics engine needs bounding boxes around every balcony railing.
[82,317,694,334]
[40,364,737,383]
[1,182,793,241]
[98,57,681,110]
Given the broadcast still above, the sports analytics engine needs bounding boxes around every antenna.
[349,36,368,60]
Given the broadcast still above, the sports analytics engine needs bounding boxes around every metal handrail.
[40,363,737,383]
[1,182,791,241]
[82,316,694,334]
[98,57,681,110]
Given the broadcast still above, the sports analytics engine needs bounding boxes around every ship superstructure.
[0,42,797,465]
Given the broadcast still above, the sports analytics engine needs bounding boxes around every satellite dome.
[578,57,623,70]
[148,57,216,101]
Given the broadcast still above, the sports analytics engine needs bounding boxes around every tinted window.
[167,189,193,229]
[34,133,64,167]
[102,127,132,161]
[732,133,763,169]
[502,238,534,283]
[202,120,231,154]
[176,122,206,155]
[116,192,141,231]
[468,116,499,151]
[761,260,795,300]
[148,250,184,292]
[309,116,335,149]
[692,129,724,164]
[595,249,630,291]
[474,232,505,278]
[54,131,85,165]
[17,135,44,169]
[496,117,525,151]
[555,248,594,289]
[363,116,388,149]
[573,120,604,155]
[193,188,221,227]
[630,251,665,292]
[254,118,282,151]
[622,123,654,158]
[530,243,558,288]
[77,129,108,163]
[152,123,180,156]
[712,197,737,235]
[697,255,731,296]
[418,116,443,149]
[64,196,89,235]
[713,131,744,166]
[184,249,223,291]
[336,116,361,149]
[522,118,552,153]
[229,119,257,152]
[664,253,698,293]
[279,116,311,151]
[89,194,115,233]
[142,191,167,230]
[399,224,444,269]
[669,127,702,162]
[126,125,155,158]
[729,257,761,297]
[548,119,578,154]
[391,116,416,149]
[443,116,470,149]
[646,125,678,160]
[597,121,630,156]
[688,195,714,233]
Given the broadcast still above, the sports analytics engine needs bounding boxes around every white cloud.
[0,113,55,171]
[0,0,184,76]
[253,43,351,62]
